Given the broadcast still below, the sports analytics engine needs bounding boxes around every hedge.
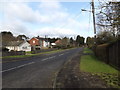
[96,44,109,64]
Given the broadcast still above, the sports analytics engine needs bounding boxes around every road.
[2,48,83,88]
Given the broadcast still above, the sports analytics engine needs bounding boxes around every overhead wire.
[55,2,91,38]
[47,2,91,38]
[56,11,82,38]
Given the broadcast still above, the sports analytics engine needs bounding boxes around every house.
[50,43,56,48]
[5,41,31,51]
[29,37,50,49]
[55,39,62,45]
[51,43,56,46]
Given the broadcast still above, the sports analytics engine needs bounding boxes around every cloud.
[38,1,69,23]
[0,1,93,38]
[4,2,69,24]
[0,20,33,37]
[39,1,61,10]
[5,3,44,23]
[35,27,77,37]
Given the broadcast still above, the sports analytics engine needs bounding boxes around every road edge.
[52,48,83,89]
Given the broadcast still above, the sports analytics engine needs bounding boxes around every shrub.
[2,47,9,52]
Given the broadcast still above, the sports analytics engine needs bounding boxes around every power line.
[44,3,91,38]
[58,11,82,29]
[54,11,82,38]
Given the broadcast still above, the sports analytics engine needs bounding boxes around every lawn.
[2,49,63,59]
[83,48,94,54]
[2,54,34,58]
[80,48,119,88]
[2,48,74,59]
[26,51,31,54]
[80,55,118,74]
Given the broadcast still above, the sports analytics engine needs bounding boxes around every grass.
[2,50,62,59]
[2,54,34,59]
[80,55,118,74]
[31,49,63,56]
[83,48,94,54]
[26,51,31,54]
[80,48,119,88]
[2,48,73,59]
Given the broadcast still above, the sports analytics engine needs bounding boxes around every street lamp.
[81,9,92,12]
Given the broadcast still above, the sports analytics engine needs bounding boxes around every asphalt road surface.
[2,48,83,88]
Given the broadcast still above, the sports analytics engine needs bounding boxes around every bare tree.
[96,1,120,38]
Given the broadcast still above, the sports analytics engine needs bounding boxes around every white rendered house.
[6,41,31,51]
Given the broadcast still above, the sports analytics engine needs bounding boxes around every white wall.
[19,42,31,51]
[43,41,50,47]
[6,46,19,51]
[6,42,31,51]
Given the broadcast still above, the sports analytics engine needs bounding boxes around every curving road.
[2,48,83,88]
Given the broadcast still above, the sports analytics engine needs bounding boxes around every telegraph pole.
[45,35,49,47]
[81,0,96,44]
[91,0,96,43]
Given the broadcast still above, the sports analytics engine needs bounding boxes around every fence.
[108,40,120,70]
[95,40,120,70]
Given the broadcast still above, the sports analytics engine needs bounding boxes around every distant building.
[51,43,56,46]
[55,39,62,45]
[29,37,50,49]
[50,43,56,48]
[5,41,31,51]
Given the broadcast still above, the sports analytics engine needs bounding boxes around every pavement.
[2,48,83,88]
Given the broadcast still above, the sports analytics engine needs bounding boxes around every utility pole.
[81,0,96,43]
[45,35,48,47]
[91,0,96,43]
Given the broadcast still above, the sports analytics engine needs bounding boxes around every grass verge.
[80,48,120,88]
[83,48,93,54]
[26,51,31,54]
[2,48,75,59]
[2,49,63,59]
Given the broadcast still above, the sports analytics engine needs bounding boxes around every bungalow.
[5,41,31,51]
[29,37,50,49]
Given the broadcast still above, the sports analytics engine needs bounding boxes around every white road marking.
[41,56,56,61]
[58,52,69,56]
[59,53,64,56]
[2,52,69,73]
[1,62,35,73]
[41,58,49,61]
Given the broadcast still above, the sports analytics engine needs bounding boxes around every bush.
[2,47,9,52]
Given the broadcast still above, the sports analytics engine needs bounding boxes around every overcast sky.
[0,0,108,39]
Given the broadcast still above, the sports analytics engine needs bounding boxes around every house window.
[33,40,35,44]
[22,47,27,49]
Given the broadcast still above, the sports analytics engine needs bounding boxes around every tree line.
[1,31,85,48]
